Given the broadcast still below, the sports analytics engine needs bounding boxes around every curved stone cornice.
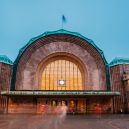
[15,29,107,65]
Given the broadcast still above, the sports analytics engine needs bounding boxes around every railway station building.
[0,29,129,114]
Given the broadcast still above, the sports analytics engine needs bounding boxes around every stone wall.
[14,34,107,91]
[0,63,12,91]
[8,96,37,113]
[110,64,129,113]
[0,62,12,113]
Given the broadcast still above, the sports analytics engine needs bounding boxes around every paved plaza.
[0,114,129,129]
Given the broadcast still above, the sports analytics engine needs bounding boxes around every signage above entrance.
[1,91,120,96]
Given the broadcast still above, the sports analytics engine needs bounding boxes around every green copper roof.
[18,29,106,63]
[0,55,13,65]
[110,57,129,67]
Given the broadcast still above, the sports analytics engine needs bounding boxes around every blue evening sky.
[0,0,129,63]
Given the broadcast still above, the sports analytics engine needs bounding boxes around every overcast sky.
[0,0,129,63]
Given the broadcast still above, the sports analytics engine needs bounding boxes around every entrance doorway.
[37,98,87,114]
[37,97,113,114]
[47,100,68,107]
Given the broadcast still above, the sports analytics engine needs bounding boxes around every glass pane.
[41,59,83,90]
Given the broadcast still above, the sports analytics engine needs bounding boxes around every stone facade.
[0,62,12,113]
[0,63,12,91]
[110,64,129,113]
[8,96,37,113]
[14,34,107,91]
[1,30,122,114]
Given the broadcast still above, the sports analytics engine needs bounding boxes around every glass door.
[77,99,86,114]
[68,100,76,114]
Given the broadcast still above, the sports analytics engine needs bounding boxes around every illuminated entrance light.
[58,80,66,86]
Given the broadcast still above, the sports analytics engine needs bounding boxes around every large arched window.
[41,59,83,90]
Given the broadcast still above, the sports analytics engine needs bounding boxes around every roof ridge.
[0,55,13,65]
[16,29,107,65]
[110,57,129,67]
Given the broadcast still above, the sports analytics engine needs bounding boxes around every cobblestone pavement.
[0,114,129,129]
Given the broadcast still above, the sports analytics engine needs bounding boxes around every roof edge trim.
[110,57,129,67]
[17,29,107,64]
[0,55,13,65]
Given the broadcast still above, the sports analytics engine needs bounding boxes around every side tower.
[110,58,129,113]
[0,55,13,113]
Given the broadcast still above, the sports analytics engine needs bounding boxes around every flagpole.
[61,15,63,29]
[62,18,63,29]
[61,15,66,29]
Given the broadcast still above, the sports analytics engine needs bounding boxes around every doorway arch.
[37,54,87,90]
